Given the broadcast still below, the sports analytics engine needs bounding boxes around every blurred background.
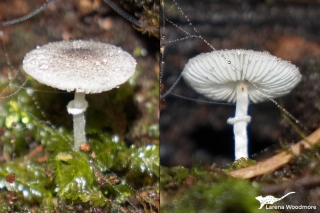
[160,0,320,167]
[0,0,160,153]
[0,0,160,212]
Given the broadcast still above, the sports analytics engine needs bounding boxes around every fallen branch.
[229,127,320,179]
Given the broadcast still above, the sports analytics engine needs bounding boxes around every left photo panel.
[0,0,159,212]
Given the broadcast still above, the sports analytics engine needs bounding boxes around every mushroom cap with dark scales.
[182,49,301,103]
[23,40,137,93]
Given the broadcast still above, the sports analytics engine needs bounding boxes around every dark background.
[0,1,160,211]
[160,0,320,167]
[0,0,160,146]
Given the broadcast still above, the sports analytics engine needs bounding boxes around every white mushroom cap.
[182,49,301,103]
[23,40,137,93]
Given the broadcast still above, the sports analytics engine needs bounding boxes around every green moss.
[0,73,159,211]
[225,157,257,171]
[161,166,189,186]
[161,166,278,213]
[166,179,272,213]
[0,158,52,203]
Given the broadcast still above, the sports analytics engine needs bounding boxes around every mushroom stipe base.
[72,113,86,151]
[69,92,88,151]
[227,82,250,159]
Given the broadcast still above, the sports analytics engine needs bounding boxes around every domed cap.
[182,49,301,103]
[23,40,137,93]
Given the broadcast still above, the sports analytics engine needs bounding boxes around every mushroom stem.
[227,82,251,159]
[72,92,87,151]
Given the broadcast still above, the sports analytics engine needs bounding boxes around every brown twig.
[37,157,48,163]
[28,144,44,157]
[229,127,320,179]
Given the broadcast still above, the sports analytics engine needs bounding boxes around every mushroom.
[181,49,301,159]
[22,40,136,151]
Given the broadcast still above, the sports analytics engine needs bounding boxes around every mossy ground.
[160,0,320,212]
[161,143,320,212]
[0,0,159,212]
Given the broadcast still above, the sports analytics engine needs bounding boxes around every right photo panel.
[160,0,320,212]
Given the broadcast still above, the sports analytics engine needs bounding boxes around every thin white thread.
[0,1,156,208]
[170,93,235,105]
[10,84,69,93]
[15,94,143,209]
[1,32,135,204]
[0,80,28,99]
[161,0,306,131]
